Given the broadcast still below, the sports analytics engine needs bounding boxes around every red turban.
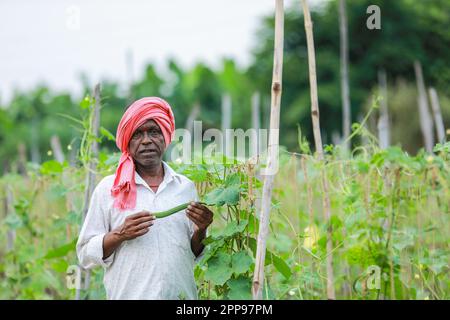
[111,97,175,210]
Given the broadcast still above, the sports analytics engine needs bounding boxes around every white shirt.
[76,161,202,300]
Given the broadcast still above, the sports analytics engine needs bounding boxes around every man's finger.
[131,221,153,233]
[190,202,209,211]
[186,210,207,224]
[186,206,205,219]
[130,214,155,226]
[128,211,152,220]
[187,204,205,216]
[134,227,150,237]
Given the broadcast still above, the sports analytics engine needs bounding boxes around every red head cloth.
[111,97,175,210]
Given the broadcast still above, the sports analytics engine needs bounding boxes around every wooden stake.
[50,135,65,163]
[414,61,434,153]
[252,0,284,300]
[428,88,446,143]
[185,103,200,133]
[339,0,351,152]
[222,94,233,158]
[251,92,261,159]
[301,0,336,299]
[17,143,28,177]
[76,83,101,300]
[377,69,390,149]
[31,118,41,164]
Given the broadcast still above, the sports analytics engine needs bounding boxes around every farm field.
[0,0,449,300]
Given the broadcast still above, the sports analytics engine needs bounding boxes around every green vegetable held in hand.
[152,201,207,218]
[152,202,189,218]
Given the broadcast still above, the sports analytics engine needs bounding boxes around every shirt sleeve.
[187,182,207,263]
[76,184,114,269]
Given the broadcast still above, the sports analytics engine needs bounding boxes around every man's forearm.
[102,231,124,260]
[191,228,207,257]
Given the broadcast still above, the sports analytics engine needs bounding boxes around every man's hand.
[186,202,213,257]
[114,211,155,241]
[102,211,155,260]
[186,202,213,232]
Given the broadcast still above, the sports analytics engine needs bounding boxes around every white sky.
[0,0,322,103]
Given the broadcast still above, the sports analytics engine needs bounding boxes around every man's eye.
[132,132,142,139]
[150,130,161,136]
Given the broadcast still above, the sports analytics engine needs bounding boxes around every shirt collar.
[134,161,182,187]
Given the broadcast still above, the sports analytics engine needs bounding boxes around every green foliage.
[203,185,240,206]
[0,0,449,300]
[0,135,448,299]
[43,239,77,260]
[249,0,450,151]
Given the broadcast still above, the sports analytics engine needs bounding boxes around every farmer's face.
[128,119,166,168]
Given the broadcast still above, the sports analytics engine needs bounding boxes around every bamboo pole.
[428,88,446,143]
[17,143,28,177]
[251,92,261,159]
[50,135,65,163]
[301,0,336,299]
[221,94,233,158]
[331,131,342,146]
[414,61,434,153]
[377,69,390,149]
[75,83,101,300]
[185,103,200,133]
[31,117,41,164]
[252,0,284,300]
[339,0,351,152]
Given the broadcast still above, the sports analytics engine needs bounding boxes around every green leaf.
[370,151,386,167]
[224,173,241,187]
[46,185,68,200]
[50,259,69,273]
[80,96,91,109]
[231,251,253,275]
[201,235,217,246]
[270,254,292,280]
[200,237,226,265]
[4,213,23,229]
[221,219,248,238]
[181,164,209,182]
[248,237,291,279]
[356,160,369,173]
[43,239,77,259]
[204,185,240,206]
[429,260,448,275]
[40,160,64,175]
[204,251,232,285]
[392,232,415,251]
[246,213,259,234]
[227,276,252,300]
[100,127,116,141]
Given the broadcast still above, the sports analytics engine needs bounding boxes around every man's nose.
[141,132,153,144]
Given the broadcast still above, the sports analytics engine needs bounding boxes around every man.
[76,97,213,299]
